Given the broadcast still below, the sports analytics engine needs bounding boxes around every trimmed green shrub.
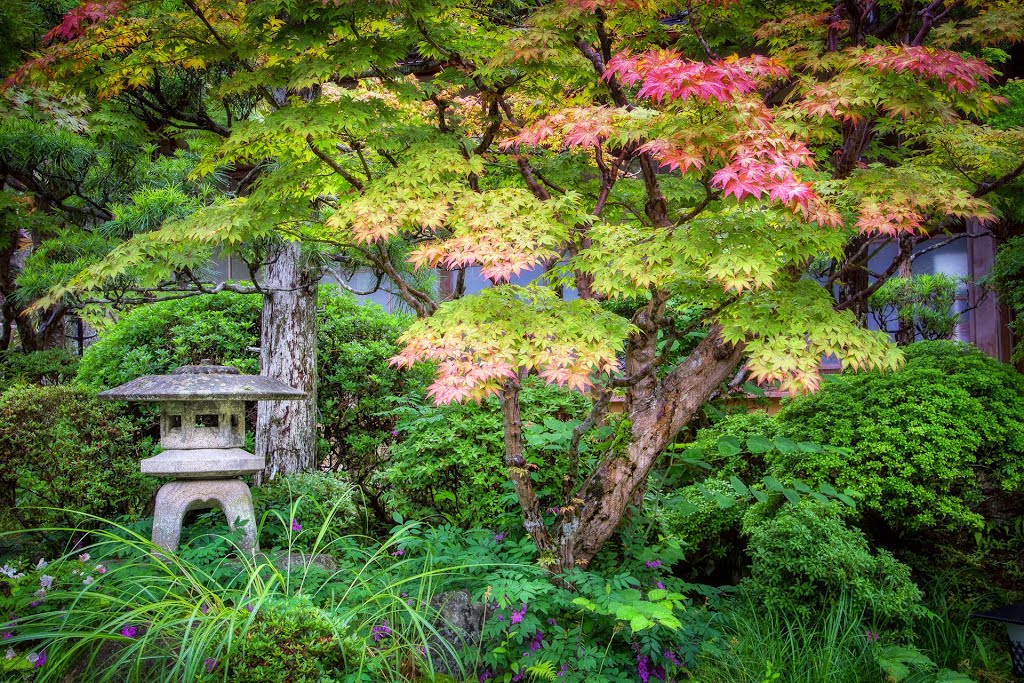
[0,384,155,531]
[384,379,591,528]
[657,478,748,574]
[740,500,926,631]
[688,410,780,479]
[314,290,432,496]
[75,291,261,388]
[775,341,1024,533]
[0,348,79,390]
[232,596,359,682]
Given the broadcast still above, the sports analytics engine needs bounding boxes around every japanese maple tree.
[10,0,1024,567]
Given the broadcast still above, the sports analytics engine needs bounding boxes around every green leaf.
[773,437,799,453]
[746,435,774,453]
[717,436,742,457]
[729,475,750,497]
[763,476,785,492]
[751,489,769,503]
[714,492,736,509]
[782,488,801,504]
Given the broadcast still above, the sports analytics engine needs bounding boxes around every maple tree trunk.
[502,326,746,572]
[255,241,319,482]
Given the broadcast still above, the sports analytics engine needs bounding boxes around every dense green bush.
[232,596,358,682]
[383,379,591,528]
[314,290,432,498]
[253,471,359,549]
[740,500,926,631]
[775,341,1024,533]
[75,288,429,503]
[0,384,155,530]
[657,478,748,577]
[0,348,79,390]
[76,291,261,387]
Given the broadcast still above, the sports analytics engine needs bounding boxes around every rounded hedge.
[775,341,1024,534]
[0,384,156,531]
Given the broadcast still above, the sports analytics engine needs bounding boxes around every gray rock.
[428,590,494,675]
[272,552,339,572]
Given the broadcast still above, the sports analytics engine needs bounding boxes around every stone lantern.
[99,361,305,553]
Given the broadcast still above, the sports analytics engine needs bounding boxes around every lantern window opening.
[195,413,220,428]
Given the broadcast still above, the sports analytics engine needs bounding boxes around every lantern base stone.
[152,479,258,553]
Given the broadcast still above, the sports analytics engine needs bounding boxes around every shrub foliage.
[0,384,155,530]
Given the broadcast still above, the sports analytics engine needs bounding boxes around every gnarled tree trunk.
[503,325,746,572]
[255,241,319,482]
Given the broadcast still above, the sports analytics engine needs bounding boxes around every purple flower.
[512,671,525,682]
[204,657,218,673]
[245,604,255,613]
[200,603,209,615]
[493,532,506,543]
[35,559,47,571]
[645,560,662,569]
[390,430,398,437]
[547,618,557,626]
[39,575,54,590]
[372,620,392,642]
[663,650,683,667]
[866,630,880,642]
[637,655,666,683]
[1,632,10,640]
[495,614,504,621]
[5,647,14,660]
[82,576,94,586]
[529,630,544,652]
[95,565,107,575]
[558,663,568,677]
[29,650,46,669]
[510,603,527,625]
[546,507,560,515]
[78,553,90,562]
[391,548,405,557]
[28,601,40,609]
[656,582,666,590]
[478,671,492,682]
[291,518,302,532]
[121,625,137,638]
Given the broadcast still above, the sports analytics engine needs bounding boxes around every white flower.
[82,576,94,586]
[77,553,90,562]
[39,575,54,590]
[0,565,18,579]
[35,559,47,570]
[26,652,39,665]
[4,647,14,660]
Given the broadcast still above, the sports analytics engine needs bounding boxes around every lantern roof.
[98,361,306,402]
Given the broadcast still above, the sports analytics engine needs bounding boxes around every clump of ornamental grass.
[0,495,489,682]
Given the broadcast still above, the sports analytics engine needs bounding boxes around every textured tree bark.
[500,378,554,555]
[554,328,745,569]
[255,241,319,482]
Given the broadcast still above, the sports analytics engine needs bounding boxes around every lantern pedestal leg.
[152,479,259,553]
